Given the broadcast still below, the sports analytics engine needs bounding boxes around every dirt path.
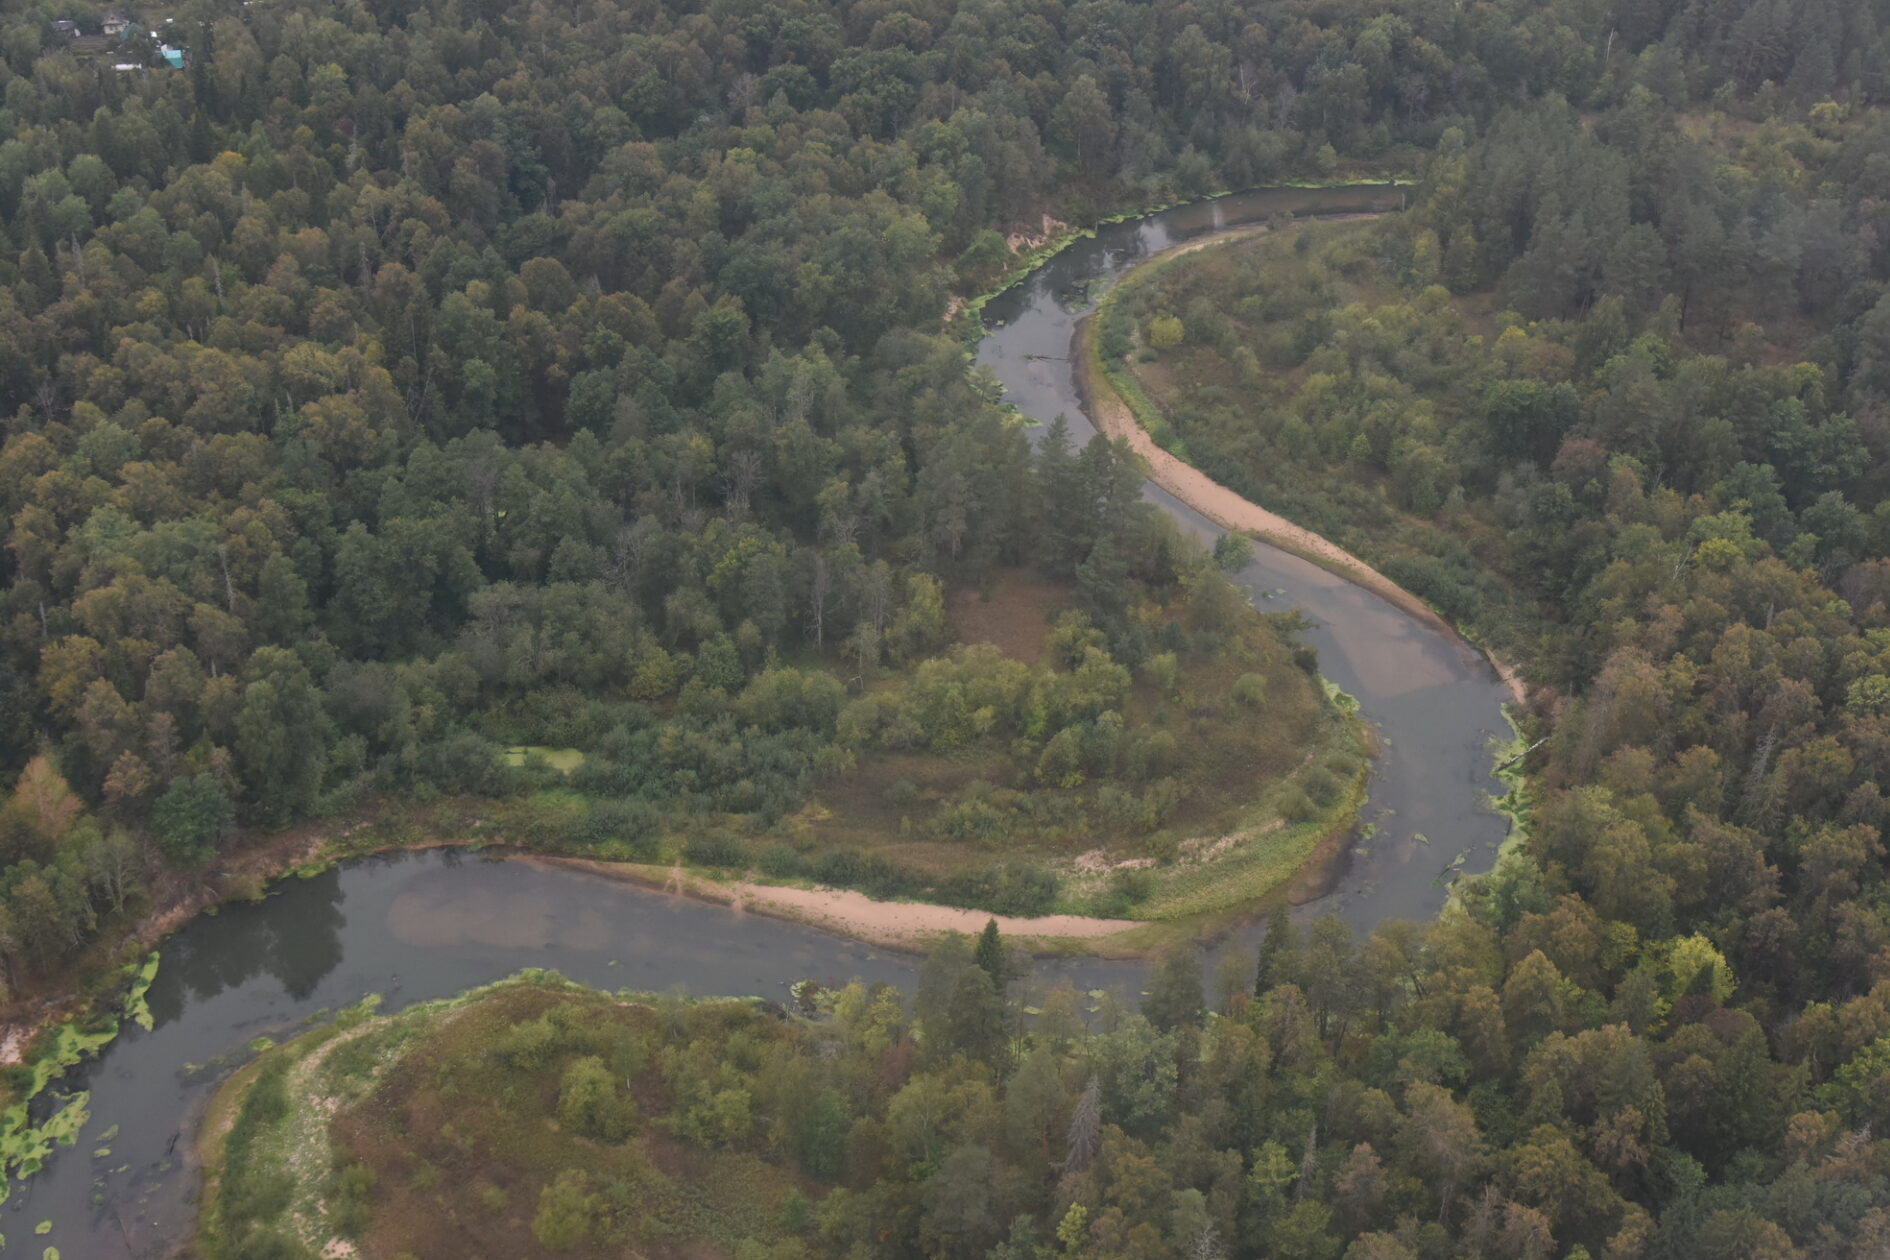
[1078,223,1528,709]
[528,856,1143,952]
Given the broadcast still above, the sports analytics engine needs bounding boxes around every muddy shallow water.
[7,187,1515,1257]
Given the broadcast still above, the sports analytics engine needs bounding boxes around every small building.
[159,45,184,68]
[101,12,131,36]
[51,19,79,38]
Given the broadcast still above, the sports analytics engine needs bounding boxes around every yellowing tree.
[1666,934,1736,1003]
[1147,314,1185,351]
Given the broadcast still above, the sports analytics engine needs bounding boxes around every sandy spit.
[526,856,1143,952]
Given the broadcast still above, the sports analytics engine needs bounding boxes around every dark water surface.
[11,187,1514,1257]
[12,852,1137,1255]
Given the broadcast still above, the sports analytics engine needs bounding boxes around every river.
[973,184,1515,929]
[5,187,1514,1258]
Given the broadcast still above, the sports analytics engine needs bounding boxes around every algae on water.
[1,952,163,1202]
[122,952,161,1032]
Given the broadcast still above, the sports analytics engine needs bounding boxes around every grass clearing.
[503,746,587,774]
[948,568,1066,663]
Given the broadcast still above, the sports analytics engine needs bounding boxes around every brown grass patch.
[328,985,806,1260]
[949,568,1068,662]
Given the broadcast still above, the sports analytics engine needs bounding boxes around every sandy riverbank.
[525,856,1148,953]
[1076,222,1528,710]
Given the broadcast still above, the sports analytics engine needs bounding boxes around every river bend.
[7,187,1514,1257]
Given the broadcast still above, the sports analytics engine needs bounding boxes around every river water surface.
[973,184,1515,928]
[8,187,1515,1258]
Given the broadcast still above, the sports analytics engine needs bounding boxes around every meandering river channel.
[7,186,1515,1257]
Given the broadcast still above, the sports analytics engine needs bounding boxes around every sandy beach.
[527,856,1145,951]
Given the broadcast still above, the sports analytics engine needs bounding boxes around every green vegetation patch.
[1484,707,1535,863]
[121,952,161,1032]
[501,746,588,774]
[783,566,1369,920]
[1091,216,1554,660]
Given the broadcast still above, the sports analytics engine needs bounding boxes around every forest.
[1097,96,1890,688]
[5,0,1890,1256]
[0,0,1475,987]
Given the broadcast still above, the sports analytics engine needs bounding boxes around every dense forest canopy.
[6,0,1890,1256]
[1103,93,1890,676]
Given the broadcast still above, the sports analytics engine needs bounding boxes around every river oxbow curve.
[5,188,1516,1259]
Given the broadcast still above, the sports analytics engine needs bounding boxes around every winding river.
[5,187,1514,1258]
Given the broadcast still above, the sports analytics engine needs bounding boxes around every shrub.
[1142,651,1180,695]
[519,796,584,848]
[683,832,749,869]
[940,861,1058,916]
[421,732,511,795]
[1213,532,1251,572]
[532,1169,600,1250]
[1036,726,1088,787]
[756,842,807,878]
[991,861,1059,915]
[1275,787,1315,823]
[1097,866,1155,916]
[575,798,659,857]
[330,1161,377,1237]
[1131,731,1178,781]
[1232,673,1268,708]
[930,791,1011,845]
[492,1015,558,1071]
[813,849,911,898]
[557,1055,636,1142]
[1147,313,1185,350]
[1302,766,1343,806]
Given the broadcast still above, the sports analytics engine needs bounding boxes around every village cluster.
[50,8,186,71]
